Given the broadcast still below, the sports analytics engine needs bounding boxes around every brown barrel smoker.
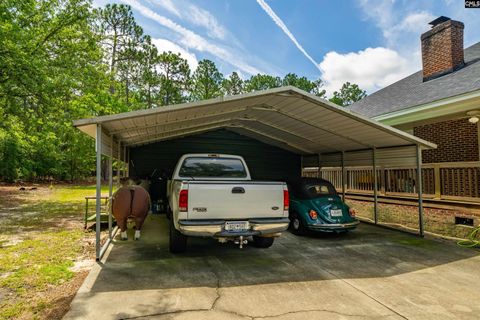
[112,185,150,240]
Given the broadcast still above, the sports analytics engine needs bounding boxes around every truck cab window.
[179,157,247,178]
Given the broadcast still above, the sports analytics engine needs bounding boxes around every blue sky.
[92,0,480,95]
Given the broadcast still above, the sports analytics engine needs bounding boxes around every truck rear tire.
[169,220,187,253]
[252,236,274,248]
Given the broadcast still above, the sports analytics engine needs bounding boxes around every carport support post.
[117,141,121,184]
[341,151,346,202]
[95,124,102,261]
[372,147,378,224]
[108,135,113,240]
[317,153,321,178]
[123,145,127,178]
[416,144,424,237]
[126,148,130,177]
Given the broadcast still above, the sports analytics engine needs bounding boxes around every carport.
[73,86,436,260]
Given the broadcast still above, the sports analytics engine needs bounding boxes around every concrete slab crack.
[252,309,391,319]
[210,277,221,311]
[322,269,409,320]
[119,307,211,319]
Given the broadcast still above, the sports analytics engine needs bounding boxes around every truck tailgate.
[187,181,286,220]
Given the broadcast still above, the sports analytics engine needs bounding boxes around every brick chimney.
[421,16,464,81]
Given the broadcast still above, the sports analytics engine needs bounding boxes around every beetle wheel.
[290,212,307,236]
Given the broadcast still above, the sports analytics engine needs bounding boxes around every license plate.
[330,209,343,217]
[225,221,250,232]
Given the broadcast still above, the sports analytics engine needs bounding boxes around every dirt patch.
[37,271,89,320]
[0,183,97,319]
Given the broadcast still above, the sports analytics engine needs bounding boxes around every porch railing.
[303,161,480,202]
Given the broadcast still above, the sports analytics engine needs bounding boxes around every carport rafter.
[233,123,314,154]
[252,106,373,150]
[124,120,238,147]
[237,115,345,153]
[123,118,236,144]
[122,116,323,153]
[109,107,249,136]
[289,90,436,149]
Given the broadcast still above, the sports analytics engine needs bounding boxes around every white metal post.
[300,155,303,177]
[341,151,346,202]
[317,153,321,178]
[126,147,130,177]
[108,135,114,240]
[95,124,102,261]
[416,145,424,237]
[117,141,121,185]
[372,147,378,224]
[123,145,127,178]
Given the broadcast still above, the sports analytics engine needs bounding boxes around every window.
[305,183,336,197]
[179,157,247,178]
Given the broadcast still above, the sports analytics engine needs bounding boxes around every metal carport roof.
[74,86,437,260]
[73,86,436,159]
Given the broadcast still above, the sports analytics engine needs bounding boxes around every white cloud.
[150,0,226,40]
[383,11,435,49]
[151,38,198,70]
[122,0,263,75]
[187,5,226,40]
[256,0,321,73]
[150,0,181,17]
[319,47,414,95]
[317,1,439,95]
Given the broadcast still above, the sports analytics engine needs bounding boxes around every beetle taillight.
[283,189,289,210]
[179,189,188,212]
[349,208,356,217]
[309,210,318,219]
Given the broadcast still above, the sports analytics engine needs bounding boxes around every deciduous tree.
[329,82,367,107]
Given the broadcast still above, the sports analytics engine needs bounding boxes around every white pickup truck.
[167,154,290,253]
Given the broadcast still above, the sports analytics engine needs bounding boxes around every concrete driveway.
[64,215,480,320]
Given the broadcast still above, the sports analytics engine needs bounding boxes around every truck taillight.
[179,190,188,212]
[283,189,289,211]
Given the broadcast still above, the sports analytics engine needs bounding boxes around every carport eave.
[72,86,437,154]
[71,87,298,128]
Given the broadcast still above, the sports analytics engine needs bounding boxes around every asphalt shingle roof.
[349,42,480,117]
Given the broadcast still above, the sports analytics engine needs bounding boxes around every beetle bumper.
[307,220,360,232]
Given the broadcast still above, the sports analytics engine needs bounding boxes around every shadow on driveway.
[65,214,480,320]
[92,215,477,291]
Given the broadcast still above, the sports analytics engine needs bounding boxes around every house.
[349,16,480,201]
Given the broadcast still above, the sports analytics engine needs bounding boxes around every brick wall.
[421,19,464,81]
[414,118,479,163]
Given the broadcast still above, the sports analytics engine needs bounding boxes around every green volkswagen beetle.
[287,178,359,235]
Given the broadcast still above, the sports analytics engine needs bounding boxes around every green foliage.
[0,0,367,181]
[282,73,326,97]
[222,72,244,95]
[157,50,191,105]
[190,59,223,100]
[245,74,282,92]
[329,82,367,107]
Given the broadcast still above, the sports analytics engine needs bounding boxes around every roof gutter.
[373,89,480,126]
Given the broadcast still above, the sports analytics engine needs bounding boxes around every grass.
[0,184,105,319]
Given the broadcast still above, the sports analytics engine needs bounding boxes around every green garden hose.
[457,225,480,248]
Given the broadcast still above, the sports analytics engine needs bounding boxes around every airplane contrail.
[256,0,321,73]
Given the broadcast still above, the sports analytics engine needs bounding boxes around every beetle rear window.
[179,157,247,178]
[306,183,336,197]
